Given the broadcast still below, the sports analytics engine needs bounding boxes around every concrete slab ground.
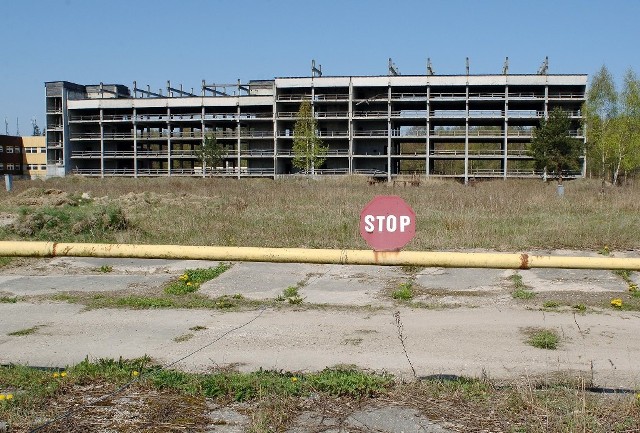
[1,254,640,391]
[2,254,639,432]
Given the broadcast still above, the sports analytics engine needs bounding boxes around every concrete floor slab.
[520,268,625,292]
[200,262,323,300]
[346,406,454,433]
[48,257,220,274]
[415,267,510,291]
[0,274,172,296]
[301,264,402,305]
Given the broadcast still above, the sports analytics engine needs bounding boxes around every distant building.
[44,68,587,182]
[22,136,47,179]
[0,135,46,179]
[0,135,24,177]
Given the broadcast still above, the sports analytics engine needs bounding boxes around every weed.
[278,286,303,305]
[394,311,416,377]
[598,245,611,256]
[51,293,79,303]
[98,265,113,273]
[115,296,175,309]
[573,303,587,312]
[7,325,44,336]
[0,257,12,268]
[401,265,424,274]
[613,269,633,282]
[512,288,536,300]
[543,300,561,308]
[525,328,560,350]
[392,282,414,301]
[510,274,535,299]
[165,263,230,295]
[173,333,194,343]
[189,326,207,331]
[0,296,17,303]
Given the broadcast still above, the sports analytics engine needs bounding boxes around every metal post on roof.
[503,57,509,75]
[426,58,434,76]
[466,57,470,76]
[312,60,322,78]
[538,56,549,75]
[388,58,400,76]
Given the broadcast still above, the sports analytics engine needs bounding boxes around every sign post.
[359,195,416,251]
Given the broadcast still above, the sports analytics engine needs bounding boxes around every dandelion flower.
[132,371,139,377]
[611,298,623,308]
[0,395,5,401]
[6,394,13,400]
[187,282,192,286]
[61,372,67,377]
[53,372,60,378]
[291,377,298,382]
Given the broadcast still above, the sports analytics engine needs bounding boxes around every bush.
[11,203,129,242]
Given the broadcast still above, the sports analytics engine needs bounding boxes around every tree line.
[584,66,640,186]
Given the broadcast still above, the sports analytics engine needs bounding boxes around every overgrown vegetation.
[10,200,128,242]
[1,359,638,432]
[2,177,640,251]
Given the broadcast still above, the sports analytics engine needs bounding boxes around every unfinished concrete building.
[45,59,587,182]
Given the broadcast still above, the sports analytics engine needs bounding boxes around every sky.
[1,0,639,136]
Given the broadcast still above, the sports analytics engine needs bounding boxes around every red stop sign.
[360,195,416,251]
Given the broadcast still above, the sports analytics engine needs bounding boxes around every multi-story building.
[45,68,587,182]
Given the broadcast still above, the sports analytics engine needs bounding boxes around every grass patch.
[0,296,18,303]
[173,333,194,343]
[98,265,113,273]
[189,325,207,331]
[164,263,230,295]
[1,358,639,432]
[525,328,560,350]
[542,300,561,308]
[0,257,12,268]
[392,282,414,301]
[7,325,44,336]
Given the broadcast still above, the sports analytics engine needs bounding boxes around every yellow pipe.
[1,241,640,270]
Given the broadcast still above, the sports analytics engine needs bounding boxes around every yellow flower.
[61,372,67,377]
[629,284,638,292]
[611,298,623,308]
[53,372,60,378]
[179,274,189,281]
[132,371,139,377]
[6,394,13,400]
[186,282,192,286]
[0,395,5,401]
[291,377,298,382]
